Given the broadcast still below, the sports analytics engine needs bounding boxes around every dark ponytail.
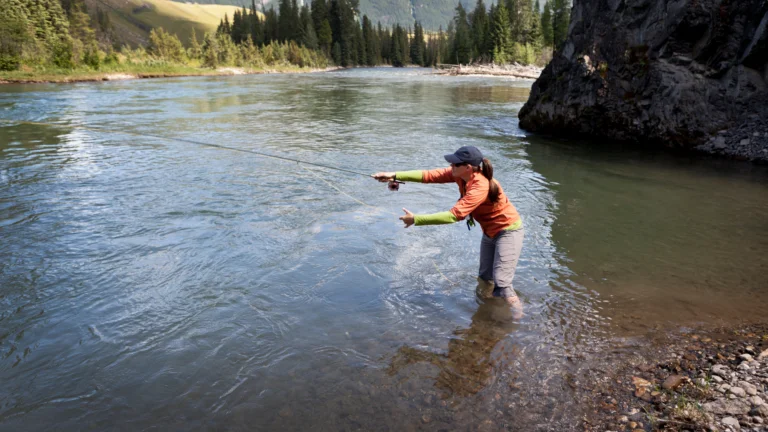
[480,158,499,203]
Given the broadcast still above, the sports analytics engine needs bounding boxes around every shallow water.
[1,68,767,430]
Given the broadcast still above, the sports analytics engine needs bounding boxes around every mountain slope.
[87,0,244,46]
[172,0,476,29]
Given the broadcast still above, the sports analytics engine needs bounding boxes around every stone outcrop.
[518,0,768,162]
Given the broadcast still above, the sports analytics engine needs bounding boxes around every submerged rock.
[518,0,768,162]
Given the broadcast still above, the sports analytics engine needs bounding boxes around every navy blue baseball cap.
[444,146,484,167]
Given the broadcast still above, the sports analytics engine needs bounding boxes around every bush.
[83,43,101,69]
[148,28,185,63]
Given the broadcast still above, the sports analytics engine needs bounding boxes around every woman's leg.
[476,234,496,298]
[492,228,525,318]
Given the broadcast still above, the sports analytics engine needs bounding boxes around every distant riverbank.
[0,65,341,85]
[434,63,543,79]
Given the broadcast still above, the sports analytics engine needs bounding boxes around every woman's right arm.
[372,168,453,184]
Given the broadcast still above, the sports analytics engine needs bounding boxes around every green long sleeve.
[395,170,424,182]
[414,211,458,226]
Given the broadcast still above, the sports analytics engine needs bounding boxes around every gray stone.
[738,381,758,396]
[739,362,752,371]
[740,139,751,146]
[704,398,751,415]
[741,354,755,362]
[714,365,731,377]
[714,375,724,383]
[753,404,768,418]
[722,416,740,429]
[751,396,765,406]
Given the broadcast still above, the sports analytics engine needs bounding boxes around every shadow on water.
[523,134,768,332]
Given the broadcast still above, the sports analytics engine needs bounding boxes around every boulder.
[518,0,768,162]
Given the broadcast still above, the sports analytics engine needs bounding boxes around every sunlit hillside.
[87,0,261,46]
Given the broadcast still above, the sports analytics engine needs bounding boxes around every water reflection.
[388,282,519,397]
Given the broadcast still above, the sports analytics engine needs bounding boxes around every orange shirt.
[422,167,521,238]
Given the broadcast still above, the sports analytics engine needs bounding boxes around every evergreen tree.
[541,0,553,47]
[0,0,32,71]
[301,5,319,50]
[552,0,569,48]
[148,27,185,62]
[278,0,293,42]
[263,6,279,44]
[491,1,512,63]
[202,31,219,67]
[362,15,378,66]
[250,0,264,46]
[317,19,332,55]
[188,28,202,59]
[470,0,489,61]
[452,3,471,64]
[389,24,404,67]
[409,21,424,66]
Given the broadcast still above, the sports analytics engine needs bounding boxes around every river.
[1,68,767,430]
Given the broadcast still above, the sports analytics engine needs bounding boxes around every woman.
[373,146,525,319]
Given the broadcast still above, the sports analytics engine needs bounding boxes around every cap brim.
[444,153,463,164]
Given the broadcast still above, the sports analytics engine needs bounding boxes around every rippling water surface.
[1,68,767,430]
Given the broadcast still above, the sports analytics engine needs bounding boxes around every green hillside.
[85,0,246,46]
[172,0,478,29]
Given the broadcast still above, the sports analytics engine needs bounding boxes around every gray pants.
[478,228,524,298]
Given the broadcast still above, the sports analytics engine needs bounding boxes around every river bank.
[578,323,768,432]
[0,65,341,84]
[434,63,543,79]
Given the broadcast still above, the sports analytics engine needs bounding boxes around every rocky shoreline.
[434,63,543,79]
[582,324,768,432]
[0,66,341,85]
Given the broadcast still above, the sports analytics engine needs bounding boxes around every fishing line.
[0,119,374,178]
[0,118,459,285]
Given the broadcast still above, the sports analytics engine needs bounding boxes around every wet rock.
[704,398,751,415]
[722,416,740,429]
[662,375,686,391]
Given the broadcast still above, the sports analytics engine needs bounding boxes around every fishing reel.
[388,180,404,191]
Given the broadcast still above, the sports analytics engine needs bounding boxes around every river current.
[1,68,767,430]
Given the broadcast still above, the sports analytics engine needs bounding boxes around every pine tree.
[492,1,512,63]
[452,3,471,64]
[0,0,32,71]
[250,0,264,46]
[188,27,202,59]
[552,0,569,48]
[362,15,377,66]
[409,21,424,66]
[470,0,489,61]
[541,0,553,47]
[202,31,219,67]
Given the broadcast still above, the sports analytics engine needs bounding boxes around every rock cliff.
[518,0,768,162]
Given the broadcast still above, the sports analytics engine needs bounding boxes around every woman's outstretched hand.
[371,172,395,182]
[400,208,414,228]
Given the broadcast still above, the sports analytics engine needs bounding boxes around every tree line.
[0,0,570,72]
[213,0,570,67]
